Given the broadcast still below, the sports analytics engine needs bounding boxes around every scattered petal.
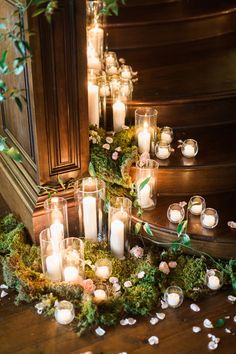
[124,281,132,288]
[228,221,236,229]
[127,318,136,325]
[190,304,200,312]
[204,319,213,328]
[156,313,165,320]
[150,317,159,325]
[192,326,201,333]
[115,146,122,152]
[113,283,121,292]
[102,143,110,150]
[109,277,119,284]
[0,284,8,289]
[120,319,129,326]
[224,316,230,319]
[1,290,8,298]
[106,137,113,144]
[168,261,177,269]
[95,327,105,336]
[130,246,144,259]
[112,151,119,160]
[225,328,231,334]
[228,295,236,303]
[208,341,218,351]
[148,336,159,345]
[161,299,168,309]
[137,271,145,279]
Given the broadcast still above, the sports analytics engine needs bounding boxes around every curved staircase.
[105,0,236,259]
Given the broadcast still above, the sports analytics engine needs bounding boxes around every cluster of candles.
[86,0,137,131]
[167,196,219,229]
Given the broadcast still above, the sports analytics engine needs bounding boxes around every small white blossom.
[109,276,119,284]
[137,271,145,279]
[0,290,8,298]
[203,319,213,328]
[150,317,158,325]
[113,283,121,292]
[148,336,159,345]
[127,318,136,325]
[190,304,200,312]
[124,281,132,288]
[156,313,165,320]
[0,284,8,289]
[95,327,106,336]
[192,326,201,333]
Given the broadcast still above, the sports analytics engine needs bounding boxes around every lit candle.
[121,69,132,79]
[202,214,216,228]
[112,100,126,132]
[94,289,107,303]
[191,204,203,215]
[87,25,104,57]
[95,266,110,280]
[170,210,182,223]
[87,45,101,70]
[167,293,180,307]
[107,65,118,75]
[100,84,110,97]
[105,53,116,66]
[110,219,125,258]
[208,275,220,290]
[88,82,99,126]
[55,308,74,325]
[138,122,151,154]
[63,266,79,282]
[161,131,172,144]
[46,254,61,281]
[182,144,195,158]
[137,180,154,209]
[156,146,170,159]
[83,196,97,240]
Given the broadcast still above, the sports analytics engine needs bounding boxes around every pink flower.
[159,261,170,275]
[82,279,96,293]
[168,261,177,269]
[139,152,150,167]
[112,151,119,160]
[130,245,144,259]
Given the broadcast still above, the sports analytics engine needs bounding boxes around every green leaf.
[181,233,191,246]
[6,147,22,162]
[14,96,23,112]
[143,222,153,237]
[177,220,188,237]
[0,136,7,151]
[0,49,7,66]
[58,176,65,190]
[170,240,181,253]
[135,222,142,235]
[232,278,236,292]
[215,318,225,328]
[14,64,24,75]
[32,8,46,17]
[0,79,7,90]
[139,176,151,192]
[88,161,96,177]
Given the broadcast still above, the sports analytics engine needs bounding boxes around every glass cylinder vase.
[74,177,106,242]
[108,197,132,259]
[44,197,68,241]
[135,107,158,156]
[135,159,159,210]
[86,0,105,59]
[61,237,84,282]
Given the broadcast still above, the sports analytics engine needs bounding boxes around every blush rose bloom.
[159,261,170,275]
[130,245,144,259]
[83,279,96,293]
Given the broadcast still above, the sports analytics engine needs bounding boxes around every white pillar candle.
[208,275,220,290]
[191,204,203,215]
[170,210,182,223]
[182,144,195,157]
[88,82,99,127]
[138,123,151,154]
[87,25,104,57]
[110,219,125,258]
[55,309,74,325]
[113,101,126,132]
[50,221,64,252]
[161,132,172,144]
[168,293,180,307]
[137,182,154,209]
[100,85,110,97]
[63,266,79,282]
[94,289,107,303]
[83,196,97,240]
[202,214,216,228]
[46,254,61,281]
[87,56,101,70]
[95,266,110,280]
[156,146,170,159]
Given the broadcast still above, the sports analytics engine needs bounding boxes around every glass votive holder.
[155,141,171,160]
[189,195,206,216]
[62,237,84,282]
[167,203,185,224]
[206,269,223,290]
[160,126,173,144]
[108,197,132,259]
[104,51,118,66]
[95,258,112,280]
[200,208,219,229]
[54,300,75,325]
[40,228,62,282]
[93,283,108,304]
[74,177,106,242]
[110,75,121,96]
[112,97,127,132]
[164,286,184,308]
[135,159,159,210]
[135,107,158,155]
[106,63,119,76]
[44,196,68,241]
[120,65,133,80]
[120,79,133,100]
[181,139,198,158]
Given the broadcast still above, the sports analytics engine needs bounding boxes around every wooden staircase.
[105,0,236,259]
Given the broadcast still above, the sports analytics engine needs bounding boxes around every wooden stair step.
[132,191,236,259]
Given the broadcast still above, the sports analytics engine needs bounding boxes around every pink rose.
[139,152,150,167]
[112,151,119,160]
[168,261,177,269]
[130,245,144,259]
[159,261,170,275]
[82,279,96,293]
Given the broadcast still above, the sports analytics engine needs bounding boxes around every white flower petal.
[124,281,132,288]
[102,143,110,150]
[95,327,106,336]
[228,221,236,229]
[150,317,159,325]
[120,319,129,326]
[109,277,119,284]
[190,304,200,312]
[137,271,145,279]
[225,328,231,334]
[106,137,113,144]
[1,290,8,298]
[148,336,159,345]
[161,299,168,309]
[113,283,121,292]
[228,295,236,303]
[127,317,136,325]
[115,146,122,152]
[0,284,8,289]
[208,341,218,351]
[192,326,201,333]
[224,315,230,319]
[156,313,165,320]
[204,319,213,328]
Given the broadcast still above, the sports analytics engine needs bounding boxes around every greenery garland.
[0,214,235,336]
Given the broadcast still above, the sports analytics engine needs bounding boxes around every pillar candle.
[110,219,125,258]
[138,123,151,153]
[46,254,61,281]
[88,82,99,126]
[83,196,97,241]
[87,25,104,57]
[113,101,126,132]
[63,266,79,282]
[137,181,154,209]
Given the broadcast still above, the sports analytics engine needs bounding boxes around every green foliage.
[0,136,22,162]
[76,296,98,336]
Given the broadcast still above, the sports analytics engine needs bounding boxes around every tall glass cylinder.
[86,0,105,59]
[135,159,159,210]
[40,228,62,282]
[108,197,132,258]
[74,177,106,242]
[135,107,158,156]
[61,237,84,282]
[44,197,68,242]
